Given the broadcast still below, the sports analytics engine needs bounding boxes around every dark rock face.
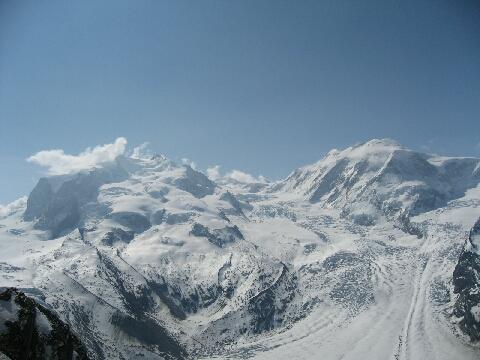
[220,191,242,211]
[23,179,54,222]
[152,209,197,226]
[453,218,480,341]
[151,209,167,225]
[173,166,215,198]
[95,252,154,318]
[219,191,252,217]
[108,212,151,234]
[110,313,185,359]
[190,223,243,247]
[35,197,81,239]
[394,211,425,239]
[101,228,135,246]
[61,248,187,358]
[193,263,299,349]
[60,246,187,359]
[0,288,89,360]
[147,187,169,202]
[248,265,297,334]
[23,165,128,238]
[165,212,195,225]
[148,282,188,320]
[149,277,222,319]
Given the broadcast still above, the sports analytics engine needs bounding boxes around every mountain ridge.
[1,138,480,359]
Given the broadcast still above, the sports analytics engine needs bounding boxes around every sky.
[0,0,479,203]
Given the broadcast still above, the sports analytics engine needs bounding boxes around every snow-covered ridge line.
[1,138,480,359]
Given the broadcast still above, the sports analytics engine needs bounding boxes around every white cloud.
[206,165,221,180]
[131,142,151,159]
[27,137,127,175]
[181,158,197,169]
[0,196,27,217]
[206,165,267,183]
[226,169,267,183]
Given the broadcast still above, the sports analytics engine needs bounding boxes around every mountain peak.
[280,138,480,220]
[2,138,480,359]
[342,138,405,160]
[360,138,402,148]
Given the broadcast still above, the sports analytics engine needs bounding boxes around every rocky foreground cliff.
[0,288,89,360]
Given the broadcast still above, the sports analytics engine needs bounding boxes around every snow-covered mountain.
[279,139,480,221]
[1,139,480,359]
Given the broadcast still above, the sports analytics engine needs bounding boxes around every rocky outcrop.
[190,223,244,247]
[248,264,297,334]
[108,212,151,234]
[453,218,480,341]
[101,228,135,246]
[219,191,252,217]
[172,166,215,198]
[0,288,89,360]
[110,312,185,359]
[23,178,54,222]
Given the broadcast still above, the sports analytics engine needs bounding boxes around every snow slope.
[1,139,479,359]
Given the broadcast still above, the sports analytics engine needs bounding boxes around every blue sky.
[1,0,479,203]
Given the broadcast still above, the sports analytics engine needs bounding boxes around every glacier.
[0,139,480,359]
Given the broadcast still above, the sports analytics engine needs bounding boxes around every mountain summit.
[280,139,480,222]
[1,139,480,360]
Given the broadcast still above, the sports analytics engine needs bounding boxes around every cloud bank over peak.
[206,165,267,184]
[227,169,267,183]
[130,142,152,159]
[27,137,127,175]
[0,196,27,217]
[206,165,221,180]
[181,158,197,170]
[25,137,268,185]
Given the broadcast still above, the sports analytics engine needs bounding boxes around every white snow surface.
[1,139,480,359]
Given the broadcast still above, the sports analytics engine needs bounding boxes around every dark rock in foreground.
[0,288,89,360]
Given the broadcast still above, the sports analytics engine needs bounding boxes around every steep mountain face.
[1,139,480,360]
[0,288,89,360]
[279,139,480,222]
[453,218,480,341]
[23,160,130,238]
